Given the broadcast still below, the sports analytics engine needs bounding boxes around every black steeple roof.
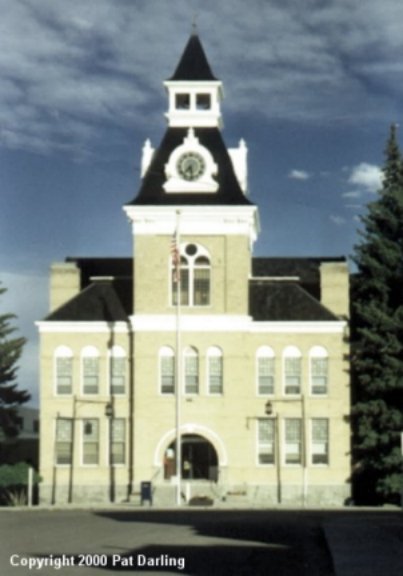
[127,127,253,206]
[168,33,217,81]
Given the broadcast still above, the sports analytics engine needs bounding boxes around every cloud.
[0,0,403,157]
[348,163,383,193]
[342,190,362,198]
[288,169,310,181]
[330,215,346,226]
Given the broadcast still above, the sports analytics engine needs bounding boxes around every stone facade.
[37,34,351,507]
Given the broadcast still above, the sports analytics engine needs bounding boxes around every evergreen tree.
[0,283,30,439]
[352,125,403,504]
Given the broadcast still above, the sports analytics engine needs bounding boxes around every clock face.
[177,152,205,181]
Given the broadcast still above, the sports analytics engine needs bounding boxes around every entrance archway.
[164,434,218,481]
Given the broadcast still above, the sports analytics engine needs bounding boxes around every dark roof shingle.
[249,280,338,322]
[168,34,217,81]
[127,127,253,206]
[45,280,129,322]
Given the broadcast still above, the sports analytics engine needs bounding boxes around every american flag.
[171,231,180,283]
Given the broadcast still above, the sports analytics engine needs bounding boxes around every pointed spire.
[169,34,217,81]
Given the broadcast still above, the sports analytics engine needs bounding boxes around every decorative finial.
[192,12,198,35]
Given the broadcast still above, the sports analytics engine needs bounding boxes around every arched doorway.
[164,434,218,481]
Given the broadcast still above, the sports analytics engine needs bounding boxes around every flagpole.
[175,209,182,506]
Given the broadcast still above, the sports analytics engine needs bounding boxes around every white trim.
[36,321,129,334]
[81,418,100,468]
[206,346,224,396]
[107,417,127,468]
[154,423,228,467]
[108,346,127,396]
[309,347,329,397]
[129,314,346,334]
[256,418,276,467]
[256,347,275,396]
[164,80,223,128]
[123,205,260,246]
[38,316,346,335]
[310,417,330,467]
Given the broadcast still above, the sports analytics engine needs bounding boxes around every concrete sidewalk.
[323,511,403,576]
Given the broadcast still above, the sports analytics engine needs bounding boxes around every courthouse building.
[37,33,351,506]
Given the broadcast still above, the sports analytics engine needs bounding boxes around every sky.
[1,0,402,406]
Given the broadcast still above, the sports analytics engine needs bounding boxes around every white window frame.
[171,243,211,307]
[309,346,329,396]
[81,418,99,466]
[159,346,175,395]
[283,346,302,396]
[207,346,223,395]
[311,418,329,466]
[257,418,275,466]
[184,346,199,395]
[109,418,126,466]
[109,345,126,396]
[256,346,275,396]
[55,418,73,466]
[54,346,73,396]
[284,418,302,466]
[81,346,100,396]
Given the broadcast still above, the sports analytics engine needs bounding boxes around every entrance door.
[164,434,218,481]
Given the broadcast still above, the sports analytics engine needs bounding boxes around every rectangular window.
[311,358,328,395]
[258,419,275,464]
[175,93,190,109]
[185,355,199,394]
[285,357,301,395]
[82,419,99,465]
[56,357,72,395]
[258,357,274,395]
[161,356,175,394]
[196,93,211,110]
[111,419,126,465]
[285,418,302,465]
[312,418,329,465]
[194,268,210,305]
[56,419,73,465]
[83,357,99,395]
[208,356,223,394]
[111,357,126,395]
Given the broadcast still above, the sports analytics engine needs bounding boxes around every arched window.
[184,347,199,395]
[109,345,126,395]
[81,346,100,395]
[283,346,302,395]
[309,346,329,395]
[207,346,223,395]
[256,346,275,395]
[160,346,175,395]
[172,244,211,307]
[55,346,73,395]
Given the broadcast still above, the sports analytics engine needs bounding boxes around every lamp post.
[105,401,115,502]
[265,401,282,504]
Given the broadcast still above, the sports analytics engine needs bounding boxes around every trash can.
[140,481,152,505]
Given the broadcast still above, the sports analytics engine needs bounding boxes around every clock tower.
[124,32,259,319]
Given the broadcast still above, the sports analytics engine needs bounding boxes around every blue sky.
[0,0,402,406]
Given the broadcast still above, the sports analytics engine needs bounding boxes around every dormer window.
[175,93,190,110]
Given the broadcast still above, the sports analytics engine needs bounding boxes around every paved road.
[0,508,334,576]
[0,507,402,575]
